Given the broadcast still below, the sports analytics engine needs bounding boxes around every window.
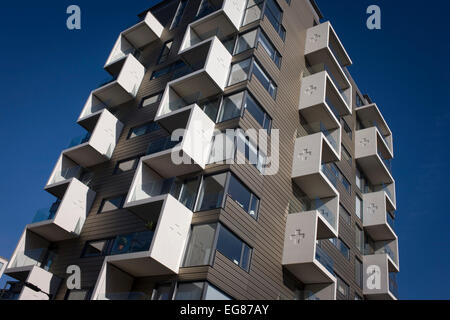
[174,282,204,300]
[342,119,352,140]
[340,204,351,225]
[227,174,260,219]
[218,91,245,122]
[183,224,216,267]
[152,283,173,300]
[228,58,252,86]
[216,225,252,271]
[113,156,140,174]
[157,40,173,64]
[234,29,282,68]
[177,178,200,211]
[141,92,162,108]
[355,257,363,288]
[342,145,352,166]
[257,30,282,68]
[264,0,286,40]
[356,94,365,107]
[196,0,218,19]
[329,238,350,260]
[336,275,349,299]
[98,195,126,213]
[151,61,186,80]
[355,195,363,220]
[82,239,112,258]
[195,173,227,211]
[203,283,232,300]
[341,173,351,194]
[235,130,266,173]
[152,281,232,300]
[355,225,364,253]
[252,61,277,98]
[242,0,264,26]
[245,92,272,132]
[170,0,187,29]
[64,289,92,300]
[128,122,160,139]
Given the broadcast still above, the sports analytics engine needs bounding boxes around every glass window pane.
[204,283,232,300]
[242,1,263,26]
[183,224,216,267]
[216,226,244,267]
[201,99,220,122]
[209,132,236,164]
[228,59,251,86]
[241,244,252,271]
[195,173,227,211]
[152,284,172,300]
[114,158,138,174]
[355,258,363,288]
[252,61,270,89]
[83,240,109,257]
[227,175,251,213]
[218,92,244,122]
[235,29,257,55]
[340,204,351,224]
[337,276,349,299]
[175,282,204,300]
[245,94,266,128]
[99,195,125,213]
[142,93,162,107]
[355,225,364,253]
[355,195,362,220]
[179,179,199,210]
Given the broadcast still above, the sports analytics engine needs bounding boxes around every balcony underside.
[64,144,107,168]
[93,82,133,107]
[122,20,160,49]
[107,252,174,278]
[44,179,72,198]
[365,224,396,242]
[27,222,77,242]
[285,261,335,284]
[300,103,340,131]
[356,156,393,185]
[292,173,337,199]
[124,195,165,223]
[156,106,192,134]
[306,49,349,90]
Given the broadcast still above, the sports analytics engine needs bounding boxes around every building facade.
[1,0,398,300]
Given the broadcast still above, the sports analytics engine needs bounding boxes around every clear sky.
[0,0,448,299]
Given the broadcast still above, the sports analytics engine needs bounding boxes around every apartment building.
[0,0,398,300]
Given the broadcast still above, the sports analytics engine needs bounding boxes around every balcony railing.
[313,198,335,228]
[68,132,91,148]
[386,212,395,231]
[32,201,61,223]
[321,163,338,187]
[389,272,399,298]
[50,166,82,185]
[110,230,154,256]
[315,244,335,275]
[377,151,392,173]
[97,292,150,300]
[146,136,182,155]
[159,92,201,117]
[304,63,350,106]
[9,248,57,271]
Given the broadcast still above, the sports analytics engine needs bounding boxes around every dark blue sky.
[0,0,448,299]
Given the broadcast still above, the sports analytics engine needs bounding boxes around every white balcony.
[104,12,163,75]
[4,230,61,300]
[282,212,337,286]
[356,103,393,152]
[305,22,352,106]
[0,257,7,279]
[291,133,340,199]
[363,190,396,241]
[143,105,215,178]
[179,0,247,53]
[363,253,399,300]
[157,37,231,125]
[355,126,393,185]
[65,110,124,168]
[79,54,145,125]
[90,195,193,300]
[44,154,82,197]
[300,70,352,130]
[29,179,95,242]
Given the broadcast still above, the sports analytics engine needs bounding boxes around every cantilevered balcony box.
[355,126,394,185]
[179,0,247,53]
[90,196,192,299]
[291,132,340,199]
[356,103,393,153]
[363,253,399,300]
[282,212,337,299]
[4,229,61,300]
[104,11,163,75]
[44,154,83,198]
[363,190,397,241]
[145,105,215,178]
[29,179,95,242]
[65,110,124,168]
[304,22,352,107]
[300,70,352,130]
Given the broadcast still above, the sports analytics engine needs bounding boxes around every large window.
[355,257,363,288]
[242,0,264,26]
[216,225,252,271]
[152,281,232,300]
[170,0,188,29]
[329,238,350,260]
[227,58,277,99]
[242,0,285,41]
[234,29,282,68]
[183,223,252,272]
[157,40,173,64]
[128,122,160,139]
[195,173,228,211]
[150,61,186,80]
[227,174,260,219]
[98,195,126,213]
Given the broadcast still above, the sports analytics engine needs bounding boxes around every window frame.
[97,194,127,214]
[127,121,160,139]
[170,0,188,30]
[140,92,163,108]
[157,40,173,65]
[81,238,114,258]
